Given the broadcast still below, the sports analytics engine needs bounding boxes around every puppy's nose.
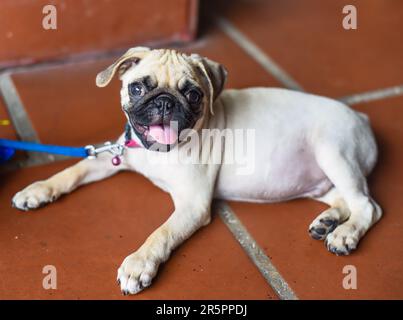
[155,94,174,112]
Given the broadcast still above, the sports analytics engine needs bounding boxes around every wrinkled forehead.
[121,50,200,90]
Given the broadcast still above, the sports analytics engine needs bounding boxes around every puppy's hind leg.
[309,187,351,240]
[314,145,382,255]
[12,153,124,211]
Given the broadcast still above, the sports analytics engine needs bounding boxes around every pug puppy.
[12,47,382,295]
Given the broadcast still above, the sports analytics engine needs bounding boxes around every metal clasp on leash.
[85,142,125,166]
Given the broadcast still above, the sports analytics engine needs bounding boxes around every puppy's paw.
[12,181,57,211]
[309,209,340,240]
[325,223,360,256]
[309,218,338,240]
[117,252,159,295]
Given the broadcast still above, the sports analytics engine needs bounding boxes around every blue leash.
[0,139,127,165]
[0,124,133,165]
[0,139,90,164]
[0,141,15,164]
[0,139,88,158]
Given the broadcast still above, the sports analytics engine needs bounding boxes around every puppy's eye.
[129,83,145,96]
[186,90,202,104]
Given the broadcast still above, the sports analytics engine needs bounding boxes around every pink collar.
[124,139,142,148]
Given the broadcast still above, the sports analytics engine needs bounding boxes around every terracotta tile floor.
[1,0,403,299]
[217,0,403,97]
[0,161,275,299]
[0,98,16,140]
[230,97,403,299]
[0,98,27,165]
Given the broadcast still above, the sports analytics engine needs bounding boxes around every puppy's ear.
[96,46,150,87]
[191,54,228,113]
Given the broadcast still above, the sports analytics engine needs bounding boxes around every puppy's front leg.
[118,187,212,295]
[12,153,124,211]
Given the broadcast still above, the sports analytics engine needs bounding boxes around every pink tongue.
[148,125,178,144]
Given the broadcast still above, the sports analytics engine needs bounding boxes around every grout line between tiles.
[0,35,200,74]
[338,84,403,105]
[0,73,39,142]
[215,15,304,300]
[214,200,298,300]
[0,35,215,76]
[0,72,55,167]
[216,16,304,92]
[216,16,403,105]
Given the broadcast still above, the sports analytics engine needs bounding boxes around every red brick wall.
[0,0,198,68]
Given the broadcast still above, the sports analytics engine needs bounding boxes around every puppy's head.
[96,47,227,151]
